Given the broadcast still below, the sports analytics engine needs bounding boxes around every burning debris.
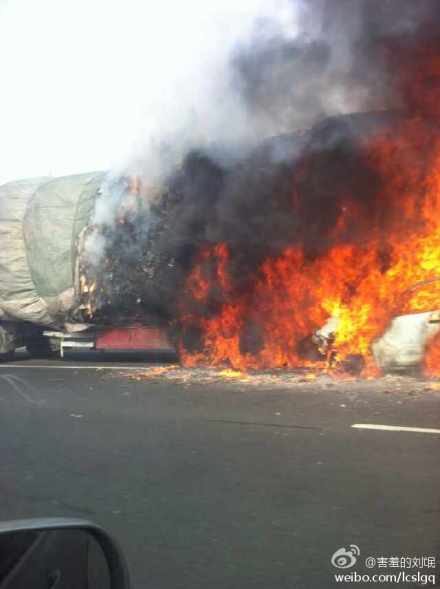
[77,175,177,327]
[119,364,440,398]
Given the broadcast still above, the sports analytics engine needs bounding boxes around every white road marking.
[0,374,44,405]
[0,364,153,371]
[352,423,440,435]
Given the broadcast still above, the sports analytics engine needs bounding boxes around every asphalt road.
[0,354,439,588]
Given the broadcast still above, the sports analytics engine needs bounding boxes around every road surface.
[0,354,439,588]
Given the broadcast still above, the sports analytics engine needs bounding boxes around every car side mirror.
[0,518,130,589]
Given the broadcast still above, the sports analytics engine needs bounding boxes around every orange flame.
[179,40,440,376]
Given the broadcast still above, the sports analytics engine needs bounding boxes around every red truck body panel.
[95,325,173,352]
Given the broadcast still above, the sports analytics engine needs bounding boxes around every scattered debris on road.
[117,366,440,396]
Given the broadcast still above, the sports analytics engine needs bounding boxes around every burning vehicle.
[3,108,439,374]
[0,172,173,358]
[2,109,440,372]
[1,7,440,377]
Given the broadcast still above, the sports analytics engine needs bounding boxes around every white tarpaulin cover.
[0,171,105,326]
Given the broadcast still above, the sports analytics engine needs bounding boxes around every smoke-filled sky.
[1,0,435,186]
[0,0,301,185]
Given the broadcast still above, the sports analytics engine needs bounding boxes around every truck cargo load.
[0,172,105,327]
[0,171,175,358]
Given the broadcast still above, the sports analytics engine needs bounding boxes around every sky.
[0,0,299,185]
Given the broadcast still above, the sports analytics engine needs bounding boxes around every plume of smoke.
[124,0,438,184]
[87,0,303,262]
[87,0,440,307]
[122,1,303,183]
[88,1,350,242]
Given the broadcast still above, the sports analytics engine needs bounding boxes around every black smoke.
[95,0,440,330]
[231,0,440,132]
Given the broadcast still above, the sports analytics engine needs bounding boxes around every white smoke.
[0,0,300,186]
[83,0,305,239]
[115,0,304,184]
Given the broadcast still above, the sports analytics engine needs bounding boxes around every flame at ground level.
[424,330,440,376]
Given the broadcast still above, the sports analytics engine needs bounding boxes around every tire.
[25,337,54,359]
[0,324,16,360]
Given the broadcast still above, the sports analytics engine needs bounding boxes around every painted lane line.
[352,423,440,435]
[0,364,157,371]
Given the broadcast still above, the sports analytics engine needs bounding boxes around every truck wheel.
[0,324,16,360]
[26,337,54,359]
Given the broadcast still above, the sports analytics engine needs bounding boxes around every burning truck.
[0,172,174,359]
[1,108,440,374]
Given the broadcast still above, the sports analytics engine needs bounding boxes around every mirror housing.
[0,518,130,589]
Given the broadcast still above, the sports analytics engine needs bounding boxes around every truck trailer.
[0,172,174,360]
